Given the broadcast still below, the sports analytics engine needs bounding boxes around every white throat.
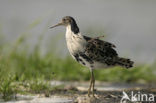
[65,25,73,40]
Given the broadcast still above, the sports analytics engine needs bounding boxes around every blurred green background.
[0,0,156,100]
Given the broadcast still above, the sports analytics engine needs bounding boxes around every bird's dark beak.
[50,22,64,29]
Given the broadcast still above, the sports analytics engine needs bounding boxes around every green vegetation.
[0,23,156,101]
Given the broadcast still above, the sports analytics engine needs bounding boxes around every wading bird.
[50,16,134,97]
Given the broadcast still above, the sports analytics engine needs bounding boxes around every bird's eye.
[63,18,66,21]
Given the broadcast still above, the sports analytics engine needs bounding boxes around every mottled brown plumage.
[83,35,133,68]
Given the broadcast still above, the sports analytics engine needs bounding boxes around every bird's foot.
[92,89,95,98]
[92,93,95,98]
[88,89,91,97]
[88,90,96,98]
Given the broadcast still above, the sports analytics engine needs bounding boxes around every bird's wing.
[83,35,116,48]
[83,35,118,65]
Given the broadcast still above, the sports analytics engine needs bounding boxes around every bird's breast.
[66,32,86,56]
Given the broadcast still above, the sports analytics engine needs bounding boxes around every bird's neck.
[65,18,80,39]
[69,20,80,34]
[66,25,81,39]
[66,25,74,39]
[66,25,83,41]
[65,25,86,54]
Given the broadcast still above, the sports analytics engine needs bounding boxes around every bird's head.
[50,16,79,34]
[50,16,75,28]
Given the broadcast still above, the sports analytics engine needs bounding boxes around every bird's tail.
[116,57,134,68]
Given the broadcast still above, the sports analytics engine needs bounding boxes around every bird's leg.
[91,69,95,97]
[88,69,95,97]
[88,72,93,97]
